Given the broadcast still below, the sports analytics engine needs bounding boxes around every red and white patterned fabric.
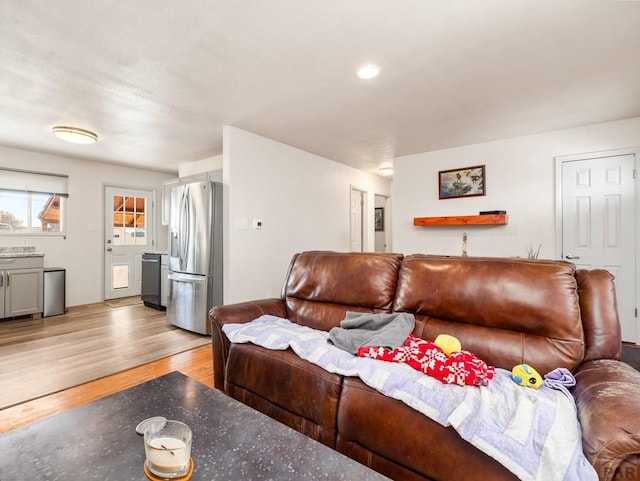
[357,334,495,386]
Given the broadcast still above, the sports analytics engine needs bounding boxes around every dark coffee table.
[0,371,391,480]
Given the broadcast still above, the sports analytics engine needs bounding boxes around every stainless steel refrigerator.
[167,179,223,335]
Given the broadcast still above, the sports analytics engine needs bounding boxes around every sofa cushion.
[394,255,585,373]
[336,378,519,481]
[225,342,342,447]
[283,251,404,331]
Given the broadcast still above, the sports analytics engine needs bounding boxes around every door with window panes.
[104,186,154,299]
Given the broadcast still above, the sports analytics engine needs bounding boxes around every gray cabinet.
[0,271,4,316]
[0,256,44,318]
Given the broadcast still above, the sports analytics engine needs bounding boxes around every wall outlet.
[252,219,263,229]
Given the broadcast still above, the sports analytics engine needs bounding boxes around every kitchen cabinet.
[162,171,222,226]
[0,256,44,319]
[161,178,179,226]
[162,174,211,226]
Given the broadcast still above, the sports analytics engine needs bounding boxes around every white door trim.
[103,184,157,300]
[555,147,640,343]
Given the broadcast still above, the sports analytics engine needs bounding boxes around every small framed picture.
[374,207,384,231]
[438,165,486,199]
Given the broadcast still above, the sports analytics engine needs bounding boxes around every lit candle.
[146,436,189,475]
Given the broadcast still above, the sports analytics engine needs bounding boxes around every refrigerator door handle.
[179,185,189,271]
[185,186,191,267]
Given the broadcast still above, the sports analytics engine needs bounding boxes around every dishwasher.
[141,253,164,310]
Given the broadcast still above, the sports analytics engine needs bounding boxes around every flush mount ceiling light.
[51,126,98,144]
[378,166,394,176]
[356,64,381,80]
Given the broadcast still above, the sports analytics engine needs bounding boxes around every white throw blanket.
[222,315,597,481]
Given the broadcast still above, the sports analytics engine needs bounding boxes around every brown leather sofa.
[210,251,640,481]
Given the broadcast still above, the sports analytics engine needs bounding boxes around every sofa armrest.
[209,299,287,390]
[573,359,640,481]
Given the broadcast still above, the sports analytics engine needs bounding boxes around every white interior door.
[104,186,154,300]
[350,188,364,252]
[560,153,637,342]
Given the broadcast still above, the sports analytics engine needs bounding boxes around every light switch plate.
[235,218,249,230]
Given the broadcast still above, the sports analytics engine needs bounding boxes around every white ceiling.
[1,1,639,176]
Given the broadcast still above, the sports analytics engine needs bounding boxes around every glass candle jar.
[143,420,192,478]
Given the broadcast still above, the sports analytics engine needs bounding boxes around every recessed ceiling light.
[52,126,98,144]
[356,64,381,80]
[378,166,394,176]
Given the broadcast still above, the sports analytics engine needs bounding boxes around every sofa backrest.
[575,269,622,362]
[281,251,621,373]
[393,255,586,373]
[283,251,404,331]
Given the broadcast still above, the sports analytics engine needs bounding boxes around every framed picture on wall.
[438,165,486,199]
[375,207,384,231]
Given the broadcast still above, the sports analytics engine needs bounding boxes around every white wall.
[178,155,222,177]
[223,126,392,304]
[0,146,176,307]
[393,117,640,258]
[7,116,634,309]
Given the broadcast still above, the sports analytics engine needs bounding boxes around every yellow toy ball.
[511,364,542,389]
[434,334,462,356]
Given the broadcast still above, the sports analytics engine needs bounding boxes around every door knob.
[106,247,112,252]
[565,254,580,260]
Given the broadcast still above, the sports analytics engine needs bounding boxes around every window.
[0,169,68,234]
[111,195,147,246]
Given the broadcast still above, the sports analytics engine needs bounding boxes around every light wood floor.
[0,302,214,434]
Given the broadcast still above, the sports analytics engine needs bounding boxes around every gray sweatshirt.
[327,311,415,355]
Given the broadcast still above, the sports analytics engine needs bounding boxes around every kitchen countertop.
[0,247,44,258]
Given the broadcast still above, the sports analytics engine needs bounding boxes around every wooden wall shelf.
[413,214,508,226]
